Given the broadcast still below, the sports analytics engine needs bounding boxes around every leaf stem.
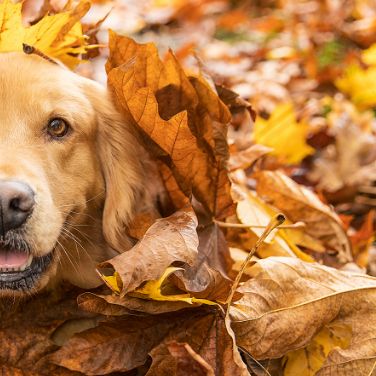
[214,218,303,230]
[225,213,286,319]
[22,44,59,65]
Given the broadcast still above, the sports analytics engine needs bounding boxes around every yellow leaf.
[254,102,314,164]
[336,64,376,109]
[0,0,92,68]
[363,44,376,66]
[283,324,352,376]
[130,267,217,306]
[101,272,122,294]
[236,191,315,262]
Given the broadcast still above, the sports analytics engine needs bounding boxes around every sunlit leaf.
[0,0,93,68]
[130,266,217,306]
[336,64,376,109]
[283,324,352,376]
[254,102,314,164]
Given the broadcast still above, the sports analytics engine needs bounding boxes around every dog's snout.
[0,181,35,235]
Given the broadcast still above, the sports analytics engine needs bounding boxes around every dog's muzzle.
[0,180,52,291]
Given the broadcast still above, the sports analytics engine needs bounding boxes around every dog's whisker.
[60,228,84,262]
[56,190,105,210]
[60,210,99,223]
[60,226,95,264]
[61,221,92,227]
[55,239,81,275]
[60,227,93,266]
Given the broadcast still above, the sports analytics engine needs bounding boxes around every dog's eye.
[47,118,70,139]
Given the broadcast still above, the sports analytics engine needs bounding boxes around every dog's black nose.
[0,181,35,235]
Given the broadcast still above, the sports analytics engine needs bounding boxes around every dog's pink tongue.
[0,250,28,268]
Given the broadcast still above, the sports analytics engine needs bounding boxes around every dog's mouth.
[0,248,53,291]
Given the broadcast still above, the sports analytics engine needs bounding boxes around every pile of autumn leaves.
[2,1,376,375]
[48,34,376,375]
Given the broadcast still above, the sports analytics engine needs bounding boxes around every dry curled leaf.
[0,286,97,375]
[98,206,233,306]
[50,315,178,375]
[106,31,234,220]
[230,257,376,375]
[228,144,272,172]
[97,207,199,297]
[255,170,352,262]
[52,309,249,376]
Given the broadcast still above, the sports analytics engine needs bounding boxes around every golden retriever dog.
[0,51,146,296]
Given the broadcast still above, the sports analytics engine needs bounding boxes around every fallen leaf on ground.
[253,102,314,164]
[256,170,352,262]
[79,291,194,315]
[236,188,316,261]
[336,65,376,109]
[0,286,98,375]
[230,256,376,375]
[52,309,249,376]
[228,144,272,172]
[97,207,198,297]
[282,324,352,376]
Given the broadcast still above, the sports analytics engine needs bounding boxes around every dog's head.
[0,52,144,296]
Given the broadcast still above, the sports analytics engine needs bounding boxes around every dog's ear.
[82,80,145,252]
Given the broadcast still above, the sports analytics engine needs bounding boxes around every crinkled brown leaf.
[228,144,272,172]
[51,309,249,376]
[230,256,376,375]
[255,170,352,262]
[50,315,177,375]
[173,204,235,301]
[216,84,257,122]
[98,204,234,306]
[106,31,234,219]
[176,261,233,302]
[98,207,198,297]
[0,287,96,375]
[146,311,249,376]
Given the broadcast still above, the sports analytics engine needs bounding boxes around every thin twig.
[225,213,286,319]
[22,44,59,65]
[214,218,304,230]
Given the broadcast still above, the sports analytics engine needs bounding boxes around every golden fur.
[0,52,145,294]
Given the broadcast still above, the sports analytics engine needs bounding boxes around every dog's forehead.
[0,53,95,121]
[0,52,81,94]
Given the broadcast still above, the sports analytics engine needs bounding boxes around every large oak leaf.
[230,257,376,374]
[106,32,234,219]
